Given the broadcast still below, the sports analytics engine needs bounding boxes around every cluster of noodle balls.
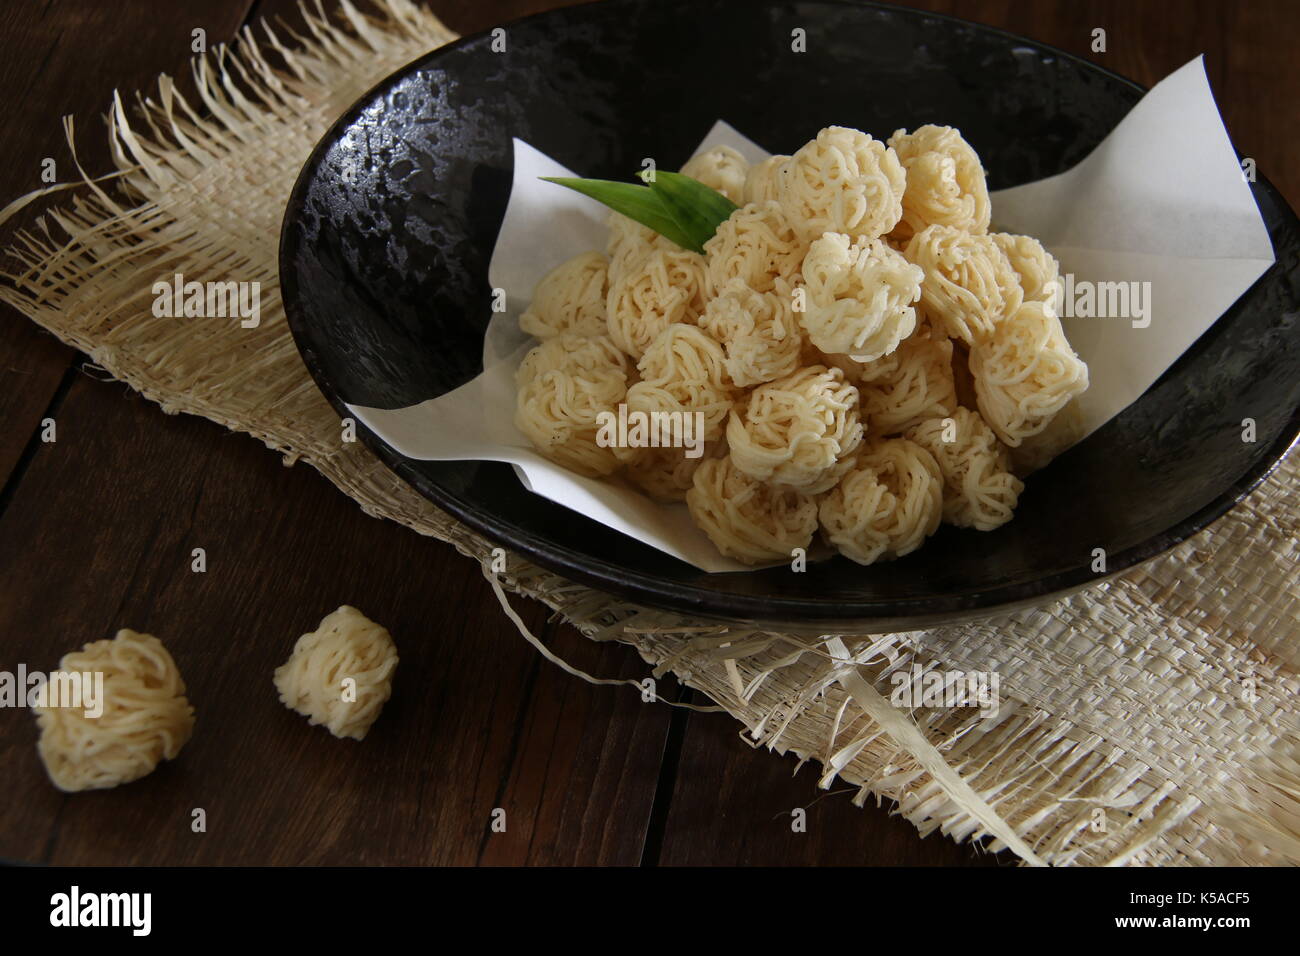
[32,608,398,792]
[515,125,1089,566]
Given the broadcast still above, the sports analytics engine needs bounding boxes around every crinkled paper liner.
[2,0,1296,866]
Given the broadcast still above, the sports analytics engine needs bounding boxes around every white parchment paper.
[346,57,1275,573]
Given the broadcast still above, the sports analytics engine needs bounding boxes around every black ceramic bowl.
[281,0,1300,630]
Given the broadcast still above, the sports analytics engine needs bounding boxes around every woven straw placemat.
[2,0,1296,866]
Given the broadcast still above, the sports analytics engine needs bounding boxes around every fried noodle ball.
[906,407,1023,530]
[887,125,991,241]
[624,446,704,502]
[991,232,1060,307]
[624,324,735,443]
[726,364,863,493]
[606,212,678,287]
[776,126,906,242]
[969,300,1090,447]
[818,437,944,565]
[858,324,958,435]
[904,224,1024,345]
[1007,398,1086,476]
[742,154,791,205]
[802,342,902,386]
[33,629,195,792]
[519,251,610,339]
[274,606,398,742]
[606,248,710,358]
[699,277,804,387]
[799,232,923,361]
[686,454,818,564]
[704,200,806,294]
[515,333,631,476]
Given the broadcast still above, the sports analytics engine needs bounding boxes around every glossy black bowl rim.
[280,0,1300,626]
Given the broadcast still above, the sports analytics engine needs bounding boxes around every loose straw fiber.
[2,0,1297,866]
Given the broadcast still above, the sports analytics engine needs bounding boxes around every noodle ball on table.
[274,606,398,742]
[32,629,195,792]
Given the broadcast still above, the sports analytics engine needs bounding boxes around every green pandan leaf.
[539,176,701,252]
[643,170,739,251]
[540,172,737,254]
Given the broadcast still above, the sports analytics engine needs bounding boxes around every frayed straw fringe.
[2,0,1297,866]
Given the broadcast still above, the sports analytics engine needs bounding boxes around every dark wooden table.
[0,0,1295,867]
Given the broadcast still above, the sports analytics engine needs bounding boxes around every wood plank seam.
[0,362,76,518]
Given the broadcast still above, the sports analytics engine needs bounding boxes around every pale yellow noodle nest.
[818,437,944,565]
[799,232,923,361]
[699,277,803,386]
[624,324,735,442]
[776,126,906,242]
[704,200,806,294]
[727,365,863,493]
[680,145,749,204]
[904,224,1024,345]
[686,455,818,564]
[518,250,609,339]
[623,382,735,448]
[992,232,1060,306]
[515,333,631,476]
[906,407,1023,530]
[605,211,674,286]
[606,247,710,358]
[970,300,1090,447]
[32,629,194,792]
[887,124,991,241]
[742,154,790,204]
[637,321,730,388]
[858,325,957,435]
[274,606,398,742]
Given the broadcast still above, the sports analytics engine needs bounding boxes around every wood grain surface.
[0,0,1295,866]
